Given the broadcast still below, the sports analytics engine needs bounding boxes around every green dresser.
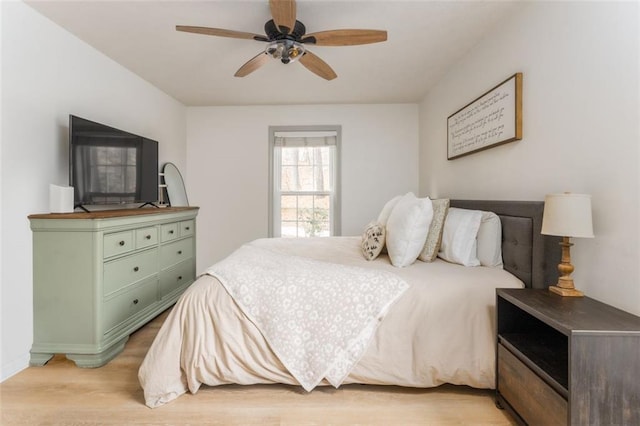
[29,207,199,368]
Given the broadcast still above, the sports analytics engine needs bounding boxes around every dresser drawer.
[179,220,195,237]
[159,259,195,299]
[103,248,159,296]
[160,223,179,242]
[160,238,194,268]
[104,231,134,258]
[498,344,567,425]
[103,277,158,333]
[135,226,158,249]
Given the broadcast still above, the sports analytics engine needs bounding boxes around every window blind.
[273,135,337,147]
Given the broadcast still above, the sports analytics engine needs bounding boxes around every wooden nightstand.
[496,288,640,425]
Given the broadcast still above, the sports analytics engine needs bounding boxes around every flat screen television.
[69,115,159,210]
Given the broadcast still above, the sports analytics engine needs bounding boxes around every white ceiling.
[26,0,523,106]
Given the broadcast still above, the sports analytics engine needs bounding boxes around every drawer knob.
[177,276,183,281]
[185,227,190,231]
[169,230,174,234]
[145,235,151,240]
[119,240,125,246]
[133,299,139,305]
[133,266,139,272]
[178,250,183,255]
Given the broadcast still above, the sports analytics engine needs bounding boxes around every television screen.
[69,115,158,208]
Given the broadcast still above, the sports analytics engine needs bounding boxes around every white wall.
[187,104,419,271]
[419,2,639,315]
[0,2,187,381]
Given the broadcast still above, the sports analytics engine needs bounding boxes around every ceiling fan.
[176,0,387,81]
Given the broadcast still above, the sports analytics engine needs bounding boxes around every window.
[269,126,341,237]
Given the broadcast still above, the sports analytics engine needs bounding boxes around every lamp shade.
[541,193,594,238]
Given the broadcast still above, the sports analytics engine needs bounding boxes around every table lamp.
[541,193,594,297]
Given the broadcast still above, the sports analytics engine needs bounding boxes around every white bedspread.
[205,244,408,391]
[139,237,524,408]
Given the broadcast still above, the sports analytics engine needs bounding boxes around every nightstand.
[496,288,640,425]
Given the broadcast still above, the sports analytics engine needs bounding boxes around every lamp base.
[549,285,584,297]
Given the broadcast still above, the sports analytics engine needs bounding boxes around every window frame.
[268,125,342,238]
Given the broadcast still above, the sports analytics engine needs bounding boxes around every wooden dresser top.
[28,206,199,220]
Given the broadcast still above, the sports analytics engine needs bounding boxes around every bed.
[139,199,559,408]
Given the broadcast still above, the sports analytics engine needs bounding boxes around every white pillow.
[438,207,482,267]
[477,211,503,268]
[377,195,402,226]
[386,193,434,268]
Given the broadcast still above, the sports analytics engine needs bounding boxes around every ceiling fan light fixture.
[265,40,305,64]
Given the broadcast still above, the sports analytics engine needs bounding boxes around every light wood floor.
[1,309,515,425]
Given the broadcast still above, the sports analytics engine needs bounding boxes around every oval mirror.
[163,162,189,206]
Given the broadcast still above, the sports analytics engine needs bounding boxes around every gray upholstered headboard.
[449,200,560,289]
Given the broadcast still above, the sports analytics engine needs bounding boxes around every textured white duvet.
[206,244,409,391]
[139,237,524,408]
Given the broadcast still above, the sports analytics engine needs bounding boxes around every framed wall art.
[447,72,522,160]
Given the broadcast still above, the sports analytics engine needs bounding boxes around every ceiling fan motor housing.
[264,19,307,41]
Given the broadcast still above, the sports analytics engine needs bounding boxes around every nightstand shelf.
[496,288,640,425]
[499,332,568,395]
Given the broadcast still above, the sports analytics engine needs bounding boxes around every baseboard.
[1,353,30,383]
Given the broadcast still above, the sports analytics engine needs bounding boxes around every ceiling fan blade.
[176,26,267,42]
[269,0,297,34]
[299,51,337,81]
[234,52,271,77]
[303,29,387,46]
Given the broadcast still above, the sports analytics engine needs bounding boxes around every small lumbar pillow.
[438,207,482,267]
[361,222,386,261]
[386,192,434,268]
[418,198,450,262]
[477,211,503,268]
[377,195,402,227]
